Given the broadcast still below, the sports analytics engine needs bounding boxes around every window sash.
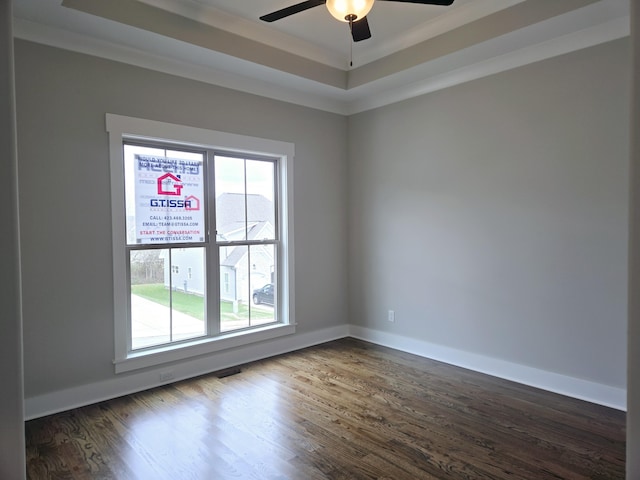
[123,142,209,247]
[126,244,211,352]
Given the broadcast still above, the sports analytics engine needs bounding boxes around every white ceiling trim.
[13,0,630,116]
[136,0,346,69]
[355,0,526,66]
[347,0,630,113]
[347,15,630,114]
[13,18,352,114]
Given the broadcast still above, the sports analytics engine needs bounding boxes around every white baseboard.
[24,324,349,420]
[349,325,626,411]
[26,323,625,419]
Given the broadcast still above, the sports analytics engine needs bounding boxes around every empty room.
[2,0,640,478]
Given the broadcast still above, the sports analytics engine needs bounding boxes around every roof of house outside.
[216,193,274,237]
[221,221,272,267]
[217,193,275,268]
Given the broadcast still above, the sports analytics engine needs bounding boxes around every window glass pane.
[170,247,206,342]
[249,244,276,327]
[215,156,247,242]
[220,245,249,332]
[124,144,205,245]
[246,160,276,241]
[130,247,206,350]
[220,244,277,333]
[130,248,170,349]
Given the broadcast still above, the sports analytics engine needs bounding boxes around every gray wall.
[15,40,348,398]
[14,24,631,431]
[348,39,629,390]
[0,1,25,479]
[629,1,640,476]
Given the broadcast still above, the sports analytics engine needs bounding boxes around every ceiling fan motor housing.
[326,0,375,22]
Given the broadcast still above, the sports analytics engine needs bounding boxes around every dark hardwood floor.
[25,338,625,479]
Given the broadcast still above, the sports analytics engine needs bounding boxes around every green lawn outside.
[131,283,274,322]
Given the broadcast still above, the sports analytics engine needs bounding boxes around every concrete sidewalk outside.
[131,294,274,349]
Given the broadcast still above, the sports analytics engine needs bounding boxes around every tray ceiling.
[12,0,630,114]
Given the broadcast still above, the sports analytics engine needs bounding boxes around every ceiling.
[138,0,514,68]
[12,0,630,114]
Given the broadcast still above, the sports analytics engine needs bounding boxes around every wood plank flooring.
[25,338,626,479]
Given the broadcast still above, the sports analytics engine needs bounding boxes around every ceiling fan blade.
[351,16,371,42]
[379,0,454,5]
[260,0,326,22]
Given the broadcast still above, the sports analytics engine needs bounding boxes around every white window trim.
[106,113,295,374]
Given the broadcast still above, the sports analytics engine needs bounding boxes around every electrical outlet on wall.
[388,310,395,323]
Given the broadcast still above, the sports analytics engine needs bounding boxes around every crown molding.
[13,0,630,116]
[347,8,630,114]
[13,18,351,114]
[137,0,347,69]
[357,0,526,65]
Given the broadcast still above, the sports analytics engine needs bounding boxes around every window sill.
[113,323,296,374]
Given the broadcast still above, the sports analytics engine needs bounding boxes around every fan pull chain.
[350,39,353,67]
[349,17,353,67]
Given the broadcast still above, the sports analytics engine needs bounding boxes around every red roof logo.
[157,173,183,196]
[185,195,201,211]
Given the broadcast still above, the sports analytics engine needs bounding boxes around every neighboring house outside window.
[107,114,295,373]
[223,272,230,294]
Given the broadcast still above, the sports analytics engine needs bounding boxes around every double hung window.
[107,115,294,372]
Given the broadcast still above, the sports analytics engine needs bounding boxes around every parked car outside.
[252,284,274,305]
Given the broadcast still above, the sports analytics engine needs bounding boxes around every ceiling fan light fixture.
[326,0,375,22]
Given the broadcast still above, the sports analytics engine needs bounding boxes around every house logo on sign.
[184,195,201,211]
[157,173,183,196]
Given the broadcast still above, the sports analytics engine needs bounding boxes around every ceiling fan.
[260,0,455,42]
